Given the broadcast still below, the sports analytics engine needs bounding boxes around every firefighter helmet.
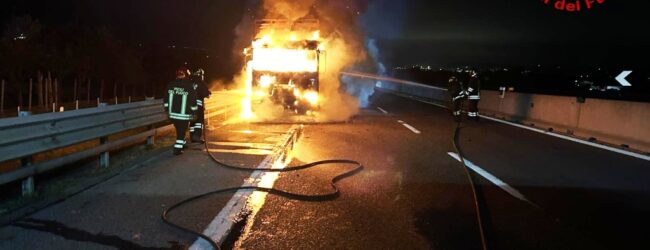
[194,68,205,77]
[176,67,190,79]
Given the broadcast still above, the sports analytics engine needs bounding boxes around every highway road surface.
[1,90,649,250]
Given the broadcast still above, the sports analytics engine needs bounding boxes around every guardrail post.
[147,125,155,146]
[1,79,5,114]
[19,111,35,196]
[21,157,35,196]
[99,136,109,168]
[97,103,110,168]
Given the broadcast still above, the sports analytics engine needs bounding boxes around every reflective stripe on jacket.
[165,79,198,121]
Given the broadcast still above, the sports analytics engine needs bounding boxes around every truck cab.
[245,19,323,114]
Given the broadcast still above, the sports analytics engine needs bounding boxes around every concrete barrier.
[368,73,649,154]
[479,90,650,153]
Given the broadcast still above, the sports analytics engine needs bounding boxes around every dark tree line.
[0,15,149,113]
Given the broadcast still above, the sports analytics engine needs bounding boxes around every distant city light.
[13,33,27,40]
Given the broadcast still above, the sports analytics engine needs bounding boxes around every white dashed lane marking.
[447,152,535,205]
[398,120,421,134]
[377,107,389,114]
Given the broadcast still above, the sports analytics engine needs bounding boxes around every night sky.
[2,0,650,68]
[363,0,650,67]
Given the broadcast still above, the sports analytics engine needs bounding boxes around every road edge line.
[189,125,302,250]
[380,89,650,162]
[478,115,650,162]
[397,120,421,134]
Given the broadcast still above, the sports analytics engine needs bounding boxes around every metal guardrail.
[204,98,240,120]
[0,99,167,163]
[0,129,161,186]
[0,99,168,194]
[0,94,241,195]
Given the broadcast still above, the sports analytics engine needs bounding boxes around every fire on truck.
[242,18,324,116]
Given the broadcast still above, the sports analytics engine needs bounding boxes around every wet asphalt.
[0,123,293,250]
[1,91,649,250]
[236,91,650,250]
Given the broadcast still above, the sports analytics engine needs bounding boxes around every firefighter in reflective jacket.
[190,68,212,143]
[165,67,198,155]
[467,71,481,121]
[448,75,466,121]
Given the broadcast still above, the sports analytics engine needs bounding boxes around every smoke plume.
[263,0,317,21]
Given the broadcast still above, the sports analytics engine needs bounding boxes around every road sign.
[616,71,633,87]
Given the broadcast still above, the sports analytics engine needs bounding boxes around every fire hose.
[161,96,487,249]
[161,124,364,250]
[453,119,489,250]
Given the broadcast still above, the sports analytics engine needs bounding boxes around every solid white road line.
[190,127,297,250]
[377,107,389,114]
[189,157,273,250]
[478,115,650,162]
[398,120,421,134]
[448,152,533,204]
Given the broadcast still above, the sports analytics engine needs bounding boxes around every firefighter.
[164,67,198,155]
[467,70,481,121]
[190,68,212,143]
[448,75,466,121]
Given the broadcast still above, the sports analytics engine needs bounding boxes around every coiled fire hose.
[161,104,487,250]
[161,123,363,250]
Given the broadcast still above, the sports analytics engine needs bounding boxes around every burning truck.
[243,18,324,115]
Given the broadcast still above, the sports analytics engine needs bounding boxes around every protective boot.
[174,139,186,154]
[191,132,204,143]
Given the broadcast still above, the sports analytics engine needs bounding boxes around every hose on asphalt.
[161,122,364,250]
[453,119,489,250]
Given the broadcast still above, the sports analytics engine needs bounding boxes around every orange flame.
[239,26,323,120]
